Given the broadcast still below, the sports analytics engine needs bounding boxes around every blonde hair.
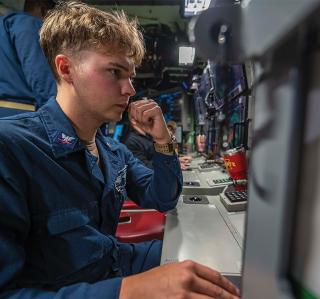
[40,1,145,81]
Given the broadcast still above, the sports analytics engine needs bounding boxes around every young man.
[0,0,57,117]
[0,2,241,299]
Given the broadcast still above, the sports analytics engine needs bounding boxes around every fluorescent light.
[179,46,195,65]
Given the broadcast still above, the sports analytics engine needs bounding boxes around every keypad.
[199,162,215,169]
[225,191,247,203]
[213,178,232,184]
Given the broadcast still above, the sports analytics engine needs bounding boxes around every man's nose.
[122,79,136,97]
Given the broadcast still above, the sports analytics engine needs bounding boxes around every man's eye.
[109,69,121,78]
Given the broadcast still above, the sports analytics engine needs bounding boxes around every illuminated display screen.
[113,124,124,141]
[154,91,182,122]
[182,0,212,17]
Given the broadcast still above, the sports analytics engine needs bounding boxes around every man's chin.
[105,112,123,123]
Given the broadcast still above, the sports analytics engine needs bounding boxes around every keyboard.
[213,178,233,185]
[198,162,220,172]
[225,191,247,203]
[199,162,215,169]
[220,190,247,212]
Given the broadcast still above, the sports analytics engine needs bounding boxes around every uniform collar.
[39,97,121,158]
[39,97,84,158]
[96,133,121,152]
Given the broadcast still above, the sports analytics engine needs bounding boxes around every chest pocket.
[106,165,128,234]
[38,208,107,282]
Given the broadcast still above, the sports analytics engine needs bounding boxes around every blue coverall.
[0,98,183,298]
[0,12,56,117]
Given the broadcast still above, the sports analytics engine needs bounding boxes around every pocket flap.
[47,209,90,235]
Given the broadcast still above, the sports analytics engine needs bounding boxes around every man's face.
[167,126,175,136]
[71,49,136,123]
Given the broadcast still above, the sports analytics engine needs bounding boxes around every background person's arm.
[10,14,56,107]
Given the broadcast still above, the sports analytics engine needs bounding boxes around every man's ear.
[55,54,73,84]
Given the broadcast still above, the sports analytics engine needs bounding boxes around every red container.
[223,148,247,191]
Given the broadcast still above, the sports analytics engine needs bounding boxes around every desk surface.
[182,169,229,195]
[161,195,245,286]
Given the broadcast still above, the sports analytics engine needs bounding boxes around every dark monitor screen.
[210,63,246,107]
[226,95,247,149]
[197,64,247,111]
[194,62,248,154]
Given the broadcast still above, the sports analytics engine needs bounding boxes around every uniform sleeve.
[0,141,122,299]
[10,15,56,107]
[1,280,123,299]
[123,144,183,212]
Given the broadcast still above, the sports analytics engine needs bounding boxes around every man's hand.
[128,99,171,144]
[179,156,192,164]
[179,156,193,170]
[119,260,241,299]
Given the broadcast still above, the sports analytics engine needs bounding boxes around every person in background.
[123,121,155,169]
[0,0,57,117]
[196,133,207,153]
[124,119,193,170]
[0,2,241,299]
[166,120,193,169]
